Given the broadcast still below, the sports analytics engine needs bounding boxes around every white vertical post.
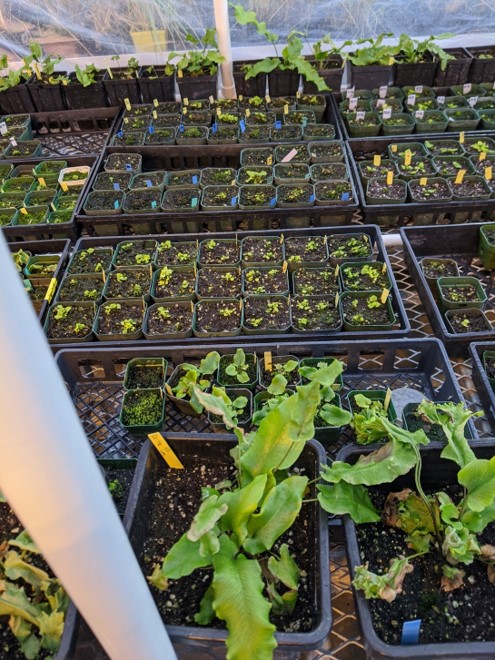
[213,0,236,98]
[0,234,176,660]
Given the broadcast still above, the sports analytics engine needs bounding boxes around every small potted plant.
[144,301,194,340]
[94,300,145,341]
[445,307,492,334]
[198,237,240,266]
[151,264,196,302]
[292,266,339,296]
[23,41,69,111]
[259,354,300,389]
[242,266,289,297]
[103,266,152,300]
[45,302,96,343]
[478,224,495,270]
[241,235,284,266]
[345,33,397,88]
[65,63,106,109]
[155,239,198,267]
[103,54,141,106]
[344,111,382,137]
[217,348,258,389]
[436,276,487,311]
[193,298,242,337]
[340,261,391,291]
[165,351,220,416]
[276,183,314,208]
[57,273,106,304]
[169,29,224,100]
[366,177,407,205]
[243,295,291,334]
[291,294,342,332]
[120,387,165,434]
[315,180,354,205]
[340,290,396,331]
[285,235,328,269]
[196,265,241,299]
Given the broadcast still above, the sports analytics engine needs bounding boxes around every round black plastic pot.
[393,60,438,87]
[138,67,175,103]
[177,74,217,101]
[27,80,67,111]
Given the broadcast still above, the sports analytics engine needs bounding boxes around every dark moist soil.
[285,236,327,264]
[162,188,201,212]
[58,274,105,302]
[327,234,372,261]
[126,363,164,389]
[155,101,181,113]
[138,450,318,635]
[485,356,495,379]
[356,487,495,645]
[239,186,275,207]
[312,163,347,181]
[152,115,180,128]
[153,267,196,299]
[218,353,257,386]
[241,148,273,166]
[0,503,61,660]
[68,248,113,274]
[243,267,289,295]
[269,96,296,110]
[131,173,166,189]
[201,168,237,186]
[342,294,392,326]
[450,180,489,198]
[97,302,144,335]
[195,300,241,333]
[316,181,353,202]
[409,180,451,201]
[156,241,197,266]
[304,125,335,138]
[310,143,343,160]
[447,310,489,333]
[293,267,339,295]
[105,267,151,299]
[202,185,238,208]
[124,189,161,212]
[425,141,464,156]
[474,157,495,175]
[367,180,405,201]
[276,145,309,162]
[271,126,303,141]
[240,126,271,142]
[433,157,471,176]
[182,110,210,125]
[47,304,94,339]
[208,126,238,142]
[197,267,241,298]
[105,153,141,172]
[292,295,341,331]
[113,132,144,146]
[242,237,283,264]
[440,283,480,303]
[146,129,175,144]
[360,161,396,179]
[199,239,240,265]
[85,190,124,212]
[167,171,200,187]
[114,241,156,267]
[275,163,310,181]
[341,263,390,291]
[243,296,290,331]
[121,116,147,130]
[105,467,135,516]
[421,259,458,279]
[146,303,193,335]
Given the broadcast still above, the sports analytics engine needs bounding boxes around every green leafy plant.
[0,528,68,658]
[396,33,454,71]
[108,478,124,500]
[169,352,221,413]
[231,4,329,91]
[149,367,331,658]
[23,42,69,85]
[224,348,253,384]
[169,29,225,76]
[53,305,72,320]
[344,33,397,67]
[208,385,250,427]
[0,54,32,91]
[74,63,100,87]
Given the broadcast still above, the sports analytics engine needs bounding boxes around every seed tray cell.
[401,223,495,356]
[469,342,495,436]
[55,338,466,460]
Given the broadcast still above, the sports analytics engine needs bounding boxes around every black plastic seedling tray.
[55,337,467,460]
[401,224,495,356]
[347,134,495,227]
[48,225,410,349]
[469,342,495,436]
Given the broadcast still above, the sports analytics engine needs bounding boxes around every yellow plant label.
[455,169,466,184]
[182,107,188,115]
[380,288,390,304]
[124,97,131,111]
[165,383,173,396]
[388,56,395,65]
[60,181,69,192]
[279,234,284,244]
[335,263,340,277]
[267,155,273,165]
[177,69,183,78]
[39,177,46,188]
[373,154,381,166]
[296,90,301,98]
[335,291,340,307]
[382,262,387,274]
[123,117,129,124]
[485,166,493,181]
[284,104,289,114]
[217,107,222,116]
[282,260,288,273]
[265,94,271,104]
[20,207,28,214]
[404,150,412,166]
[106,67,113,80]
[153,98,159,107]
[480,151,487,162]
[238,95,243,101]
[33,62,42,80]
[386,171,394,185]
[384,387,392,412]
[245,108,251,117]
[391,144,398,153]
[44,278,58,302]
[264,351,273,372]
[51,203,57,212]
[148,433,184,469]
[419,177,427,186]
[209,95,214,104]
[152,110,158,119]
[183,96,188,106]
[459,131,465,144]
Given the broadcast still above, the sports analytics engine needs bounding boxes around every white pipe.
[0,234,176,660]
[382,232,403,248]
[213,0,236,98]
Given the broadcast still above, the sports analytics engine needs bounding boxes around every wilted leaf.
[441,565,465,592]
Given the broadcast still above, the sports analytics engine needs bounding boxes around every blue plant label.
[114,200,119,209]
[113,183,120,191]
[401,620,421,645]
[212,122,218,133]
[341,192,350,201]
[191,197,198,207]
[125,164,132,171]
[148,125,154,134]
[275,120,282,129]
[302,116,308,127]
[239,119,246,133]
[309,194,315,202]
[270,197,276,207]
[146,179,152,187]
[179,123,185,133]
[192,175,198,184]
[117,131,124,138]
[151,200,157,209]
[231,196,237,206]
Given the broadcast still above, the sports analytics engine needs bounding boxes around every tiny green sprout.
[156,306,172,320]
[131,284,142,296]
[160,240,172,250]
[158,266,173,286]
[108,478,124,500]
[367,295,381,309]
[316,301,328,311]
[222,272,235,282]
[53,305,72,320]
[105,303,121,315]
[121,318,138,333]
[73,322,87,335]
[296,298,311,311]
[266,300,280,314]
[250,317,263,327]
[219,306,236,317]
[135,253,151,264]
[84,289,98,300]
[116,272,128,283]
[206,239,217,249]
[460,318,470,328]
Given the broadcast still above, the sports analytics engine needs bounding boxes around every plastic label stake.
[151,201,157,209]
[245,108,251,117]
[265,94,271,104]
[468,96,478,107]
[270,197,276,207]
[404,150,412,166]
[284,104,289,115]
[0,122,7,135]
[382,262,387,274]
[407,94,416,106]
[20,207,28,215]
[437,95,445,105]
[209,95,214,104]
[390,144,398,153]
[113,182,120,191]
[217,107,222,117]
[123,117,129,124]
[148,433,184,469]
[153,98,159,107]
[275,119,282,129]
[124,98,131,111]
[459,131,465,144]
[401,620,421,645]
[39,177,46,188]
[382,108,392,119]
[341,192,350,201]
[44,278,58,302]
[148,125,154,134]
[386,171,394,185]
[231,196,237,206]
[455,169,466,184]
[238,95,243,101]
[152,110,158,119]
[414,85,423,94]
[191,197,198,208]
[309,193,315,203]
[9,137,17,147]
[106,67,113,79]
[239,119,246,133]
[264,351,273,372]
[415,110,425,120]
[281,148,298,163]
[388,56,394,65]
[296,90,301,98]
[463,83,472,94]
[335,263,340,277]
[379,85,388,99]
[356,110,366,121]
[479,151,487,162]
[376,99,385,108]
[380,288,390,304]
[486,166,493,181]
[282,260,288,273]
[117,131,124,138]
[50,203,57,212]
[267,155,273,165]
[211,122,218,133]
[192,175,198,184]
[177,69,183,78]
[373,154,382,167]
[384,387,392,412]
[346,87,355,99]
[125,164,132,171]
[334,290,340,308]
[349,97,358,110]
[60,182,69,192]
[114,200,119,209]
[419,177,427,186]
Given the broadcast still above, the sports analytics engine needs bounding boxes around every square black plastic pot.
[103,71,141,106]
[0,82,36,114]
[340,441,495,660]
[433,48,472,87]
[393,60,438,88]
[350,64,393,90]
[64,74,107,109]
[28,80,67,111]
[123,436,331,658]
[176,74,217,101]
[267,69,301,97]
[138,67,175,103]
[233,62,267,97]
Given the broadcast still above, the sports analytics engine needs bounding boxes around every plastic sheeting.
[0,0,494,59]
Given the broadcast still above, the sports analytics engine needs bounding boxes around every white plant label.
[407,94,416,106]
[379,85,388,99]
[376,99,385,108]
[415,110,425,119]
[382,108,392,119]
[0,122,6,135]
[468,96,478,107]
[346,87,355,99]
[281,148,298,163]
[437,95,445,105]
[414,85,423,94]
[356,110,366,121]
[349,97,358,110]
[463,83,472,94]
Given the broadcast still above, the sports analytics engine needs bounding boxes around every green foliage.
[345,33,397,67]
[169,29,225,76]
[74,63,100,87]
[352,557,416,602]
[396,33,454,71]
[0,54,32,91]
[170,352,221,413]
[23,42,69,85]
[350,393,393,445]
[224,348,252,384]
